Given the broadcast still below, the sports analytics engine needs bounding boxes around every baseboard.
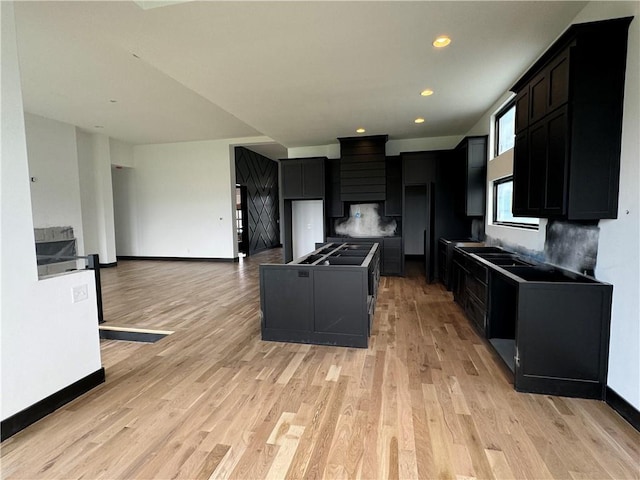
[99,262,117,268]
[1,368,106,441]
[606,386,640,432]
[117,256,239,263]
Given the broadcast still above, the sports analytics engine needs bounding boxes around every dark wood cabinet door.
[302,158,324,198]
[326,158,343,217]
[527,121,547,215]
[512,131,530,216]
[384,156,402,216]
[548,49,570,113]
[466,138,487,216]
[515,88,529,133]
[529,71,548,125]
[543,107,569,215]
[281,161,303,199]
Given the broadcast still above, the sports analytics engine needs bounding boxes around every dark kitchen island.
[259,242,380,348]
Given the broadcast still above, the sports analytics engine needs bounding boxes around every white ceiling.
[14,1,588,157]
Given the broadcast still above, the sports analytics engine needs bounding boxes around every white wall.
[1,1,102,421]
[25,113,85,256]
[109,138,134,167]
[114,136,272,259]
[76,131,117,264]
[470,2,640,410]
[572,1,639,411]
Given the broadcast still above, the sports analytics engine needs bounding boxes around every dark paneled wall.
[235,147,280,255]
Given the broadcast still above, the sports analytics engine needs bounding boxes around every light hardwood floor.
[2,249,638,479]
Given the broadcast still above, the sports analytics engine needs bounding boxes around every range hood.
[338,135,388,202]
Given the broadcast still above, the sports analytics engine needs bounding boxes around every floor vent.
[99,325,173,343]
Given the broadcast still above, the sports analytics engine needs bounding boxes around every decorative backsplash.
[335,203,397,237]
[487,219,600,275]
[545,220,599,275]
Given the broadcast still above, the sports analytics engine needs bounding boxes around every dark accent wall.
[235,147,280,255]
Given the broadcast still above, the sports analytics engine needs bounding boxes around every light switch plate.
[72,284,88,303]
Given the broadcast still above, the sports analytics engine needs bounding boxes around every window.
[493,176,539,228]
[495,102,515,156]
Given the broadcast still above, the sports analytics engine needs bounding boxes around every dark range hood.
[338,135,388,202]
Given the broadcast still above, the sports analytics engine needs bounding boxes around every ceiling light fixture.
[414,118,425,124]
[433,36,451,48]
[421,89,434,97]
[356,128,366,134]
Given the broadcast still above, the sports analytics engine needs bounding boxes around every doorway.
[236,186,249,256]
[404,183,436,283]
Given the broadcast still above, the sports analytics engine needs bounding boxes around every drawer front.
[466,274,487,305]
[465,294,486,334]
[467,259,488,284]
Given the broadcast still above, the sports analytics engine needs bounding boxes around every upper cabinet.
[456,136,488,217]
[511,17,632,220]
[384,156,402,216]
[281,157,326,199]
[339,135,388,202]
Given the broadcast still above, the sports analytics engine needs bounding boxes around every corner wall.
[470,2,640,410]
[112,137,273,259]
[25,113,85,257]
[1,1,102,422]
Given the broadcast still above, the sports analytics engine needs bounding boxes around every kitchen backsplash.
[335,203,397,237]
[487,219,600,275]
[545,220,599,275]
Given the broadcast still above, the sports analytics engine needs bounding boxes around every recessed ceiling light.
[421,89,434,97]
[433,36,451,48]
[414,118,425,124]
[356,128,366,134]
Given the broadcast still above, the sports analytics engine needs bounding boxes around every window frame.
[494,100,516,157]
[492,176,539,230]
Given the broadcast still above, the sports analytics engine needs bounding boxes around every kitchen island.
[260,242,380,348]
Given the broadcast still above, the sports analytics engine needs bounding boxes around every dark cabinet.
[384,156,402,216]
[452,250,488,334]
[281,157,325,199]
[339,135,388,202]
[514,109,570,217]
[454,246,613,399]
[455,136,488,217]
[260,243,381,348]
[326,158,343,217]
[511,17,632,220]
[382,237,402,276]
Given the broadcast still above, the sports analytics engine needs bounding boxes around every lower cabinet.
[452,246,613,399]
[452,251,488,334]
[260,245,380,348]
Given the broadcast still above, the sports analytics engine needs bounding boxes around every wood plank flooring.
[2,249,638,479]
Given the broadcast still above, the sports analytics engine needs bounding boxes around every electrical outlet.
[72,284,88,303]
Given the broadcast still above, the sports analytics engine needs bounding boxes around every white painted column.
[77,132,117,264]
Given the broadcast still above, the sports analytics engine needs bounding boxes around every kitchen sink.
[474,253,535,267]
[299,254,324,264]
[486,257,535,267]
[459,246,505,254]
[322,256,366,266]
[330,250,368,257]
[501,265,597,283]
